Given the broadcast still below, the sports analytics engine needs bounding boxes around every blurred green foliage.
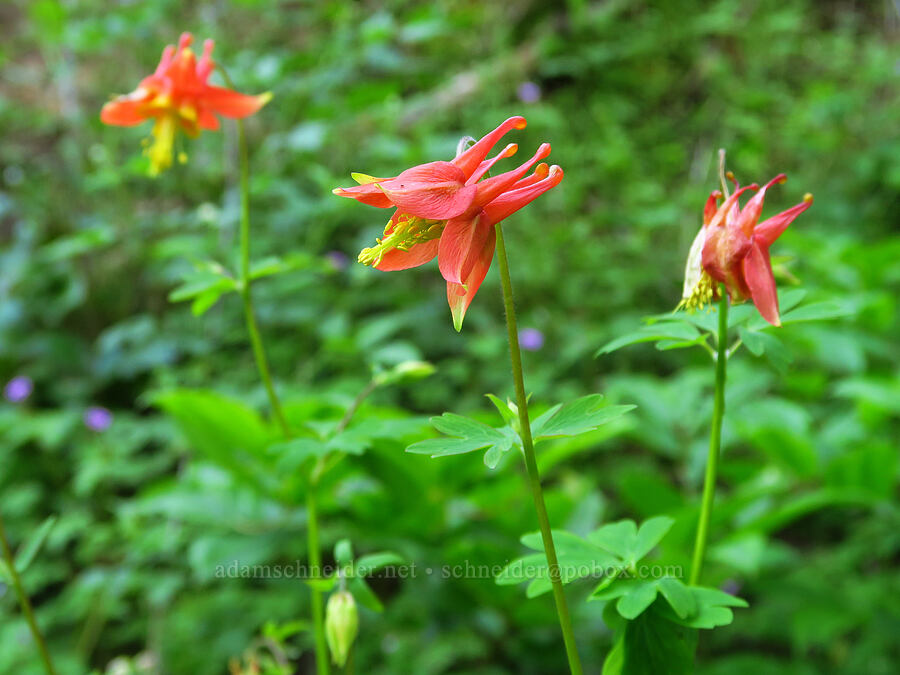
[0,0,898,673]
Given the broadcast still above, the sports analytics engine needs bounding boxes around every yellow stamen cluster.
[145,113,177,176]
[358,214,445,267]
[677,224,714,312]
[678,270,716,312]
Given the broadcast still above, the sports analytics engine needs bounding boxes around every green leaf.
[691,586,748,609]
[494,552,545,586]
[779,300,852,324]
[709,533,767,576]
[13,515,57,574]
[621,601,698,675]
[349,575,383,613]
[658,586,748,629]
[632,516,676,561]
[737,326,767,356]
[825,443,898,499]
[531,394,635,441]
[248,253,315,281]
[168,261,238,316]
[263,619,311,641]
[588,521,638,559]
[602,634,625,675]
[483,443,505,469]
[41,225,114,261]
[305,576,336,592]
[406,413,513,464]
[657,578,696,619]
[496,529,622,597]
[167,275,233,303]
[597,322,700,356]
[485,393,518,427]
[737,327,793,370]
[154,389,277,495]
[270,437,329,474]
[592,578,645,602]
[654,336,708,351]
[587,516,674,566]
[355,552,404,577]
[617,581,658,619]
[327,427,373,455]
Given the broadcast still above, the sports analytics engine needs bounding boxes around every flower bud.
[325,590,358,667]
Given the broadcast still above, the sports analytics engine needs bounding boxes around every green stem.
[306,378,378,674]
[689,288,729,586]
[0,511,58,675]
[307,487,329,675]
[233,118,328,674]
[494,224,583,675]
[235,119,291,439]
[335,381,378,435]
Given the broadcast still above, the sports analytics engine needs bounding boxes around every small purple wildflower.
[84,406,113,432]
[516,81,541,104]
[326,250,349,271]
[720,579,742,596]
[4,376,33,403]
[519,328,545,351]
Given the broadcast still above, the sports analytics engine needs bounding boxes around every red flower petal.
[707,184,758,231]
[453,116,527,178]
[196,39,215,82]
[703,190,722,226]
[378,161,476,220]
[154,44,177,77]
[438,213,493,285]
[753,194,814,248]
[196,106,220,131]
[375,239,439,271]
[447,226,497,332]
[743,241,781,326]
[482,165,563,225]
[472,143,551,208]
[332,183,394,208]
[100,94,150,126]
[167,41,203,92]
[509,162,550,190]
[465,143,518,185]
[201,86,272,118]
[736,174,786,237]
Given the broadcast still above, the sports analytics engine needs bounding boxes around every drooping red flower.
[333,117,563,330]
[682,173,813,325]
[100,33,271,175]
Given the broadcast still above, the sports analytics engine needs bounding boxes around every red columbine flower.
[100,32,271,175]
[682,173,813,325]
[333,117,563,330]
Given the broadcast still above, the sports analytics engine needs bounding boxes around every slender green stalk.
[0,511,58,675]
[232,118,328,674]
[335,381,378,436]
[306,488,329,675]
[689,288,729,586]
[494,224,584,675]
[235,119,291,439]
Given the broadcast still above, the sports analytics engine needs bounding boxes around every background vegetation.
[1,0,898,673]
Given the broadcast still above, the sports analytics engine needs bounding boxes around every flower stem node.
[325,590,358,668]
